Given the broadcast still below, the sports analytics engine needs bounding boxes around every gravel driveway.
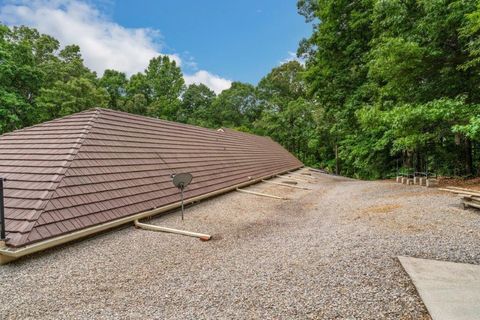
[1,171,479,319]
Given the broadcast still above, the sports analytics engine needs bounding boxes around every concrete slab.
[420,177,427,186]
[399,256,480,320]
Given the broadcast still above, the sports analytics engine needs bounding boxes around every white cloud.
[0,0,231,93]
[280,51,305,66]
[181,51,199,71]
[184,70,232,94]
[0,0,175,74]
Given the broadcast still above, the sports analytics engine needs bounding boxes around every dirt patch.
[380,219,429,234]
[352,204,432,233]
[362,204,402,215]
[439,177,480,190]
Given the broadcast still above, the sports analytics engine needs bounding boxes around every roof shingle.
[0,108,302,247]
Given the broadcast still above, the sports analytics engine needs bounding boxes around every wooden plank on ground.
[236,188,288,200]
[440,188,480,197]
[446,186,480,193]
[287,172,315,179]
[277,175,311,183]
[261,179,312,190]
[464,201,480,210]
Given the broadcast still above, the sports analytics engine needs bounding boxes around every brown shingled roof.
[0,108,302,248]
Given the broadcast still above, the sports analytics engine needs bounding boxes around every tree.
[462,2,480,69]
[297,0,375,175]
[256,61,306,112]
[144,56,185,120]
[123,72,150,115]
[56,45,96,81]
[3,5,480,179]
[0,26,48,131]
[210,82,259,129]
[297,0,480,177]
[256,98,318,164]
[365,0,479,175]
[37,78,108,119]
[254,61,318,165]
[180,84,216,125]
[100,69,127,110]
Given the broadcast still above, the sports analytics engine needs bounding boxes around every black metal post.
[180,186,184,221]
[0,178,6,241]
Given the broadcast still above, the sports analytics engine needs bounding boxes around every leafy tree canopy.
[3,3,480,179]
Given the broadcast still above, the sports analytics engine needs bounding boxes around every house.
[0,108,302,263]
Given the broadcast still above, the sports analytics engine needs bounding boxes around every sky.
[0,0,311,93]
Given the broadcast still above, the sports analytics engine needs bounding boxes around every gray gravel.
[1,171,479,319]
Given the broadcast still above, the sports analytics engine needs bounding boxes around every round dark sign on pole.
[171,173,193,220]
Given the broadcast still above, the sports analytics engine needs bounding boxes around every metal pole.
[0,178,6,241]
[335,143,339,175]
[180,186,184,221]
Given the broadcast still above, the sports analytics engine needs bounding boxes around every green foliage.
[145,56,185,120]
[0,88,26,133]
[0,25,55,130]
[0,25,187,129]
[210,82,259,129]
[3,4,480,180]
[297,0,480,178]
[453,116,480,140]
[37,78,108,119]
[257,61,306,112]
[99,69,128,110]
[180,84,216,125]
[253,61,318,165]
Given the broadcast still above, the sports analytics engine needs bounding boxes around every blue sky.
[0,0,311,92]
[107,1,310,83]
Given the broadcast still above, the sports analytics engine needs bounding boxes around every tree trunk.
[415,151,422,172]
[335,144,339,175]
[405,150,413,169]
[465,138,473,176]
